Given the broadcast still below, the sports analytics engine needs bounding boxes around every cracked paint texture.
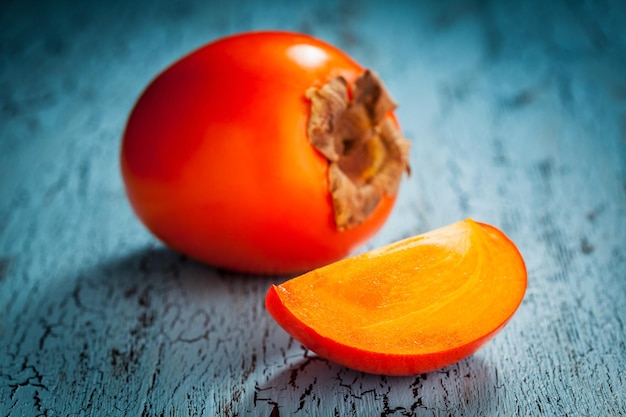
[1,0,626,415]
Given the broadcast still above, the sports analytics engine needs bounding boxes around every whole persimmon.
[121,31,410,274]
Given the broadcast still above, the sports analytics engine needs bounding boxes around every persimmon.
[265,219,527,376]
[120,31,410,274]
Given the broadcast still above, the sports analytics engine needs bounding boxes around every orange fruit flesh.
[265,219,527,375]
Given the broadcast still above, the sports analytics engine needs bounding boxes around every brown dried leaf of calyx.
[306,70,411,231]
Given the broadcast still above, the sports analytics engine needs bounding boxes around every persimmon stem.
[306,70,411,231]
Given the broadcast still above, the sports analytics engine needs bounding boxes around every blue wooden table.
[2,0,625,415]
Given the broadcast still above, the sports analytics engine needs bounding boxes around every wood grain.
[1,0,625,415]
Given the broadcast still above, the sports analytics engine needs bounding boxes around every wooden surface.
[1,0,625,415]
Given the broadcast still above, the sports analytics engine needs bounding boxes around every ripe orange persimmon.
[265,219,527,375]
[121,31,410,274]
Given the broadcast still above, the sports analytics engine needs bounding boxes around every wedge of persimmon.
[265,219,527,375]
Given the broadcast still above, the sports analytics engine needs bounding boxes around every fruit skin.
[120,31,402,274]
[265,219,527,376]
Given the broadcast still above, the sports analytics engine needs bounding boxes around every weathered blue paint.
[1,0,625,415]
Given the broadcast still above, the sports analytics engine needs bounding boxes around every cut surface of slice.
[265,219,527,375]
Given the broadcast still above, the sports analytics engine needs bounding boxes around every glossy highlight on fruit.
[120,31,410,274]
[265,219,527,375]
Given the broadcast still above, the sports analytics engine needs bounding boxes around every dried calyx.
[306,70,411,231]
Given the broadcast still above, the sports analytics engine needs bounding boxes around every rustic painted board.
[1,0,625,415]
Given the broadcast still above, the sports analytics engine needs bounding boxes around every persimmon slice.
[265,219,527,375]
